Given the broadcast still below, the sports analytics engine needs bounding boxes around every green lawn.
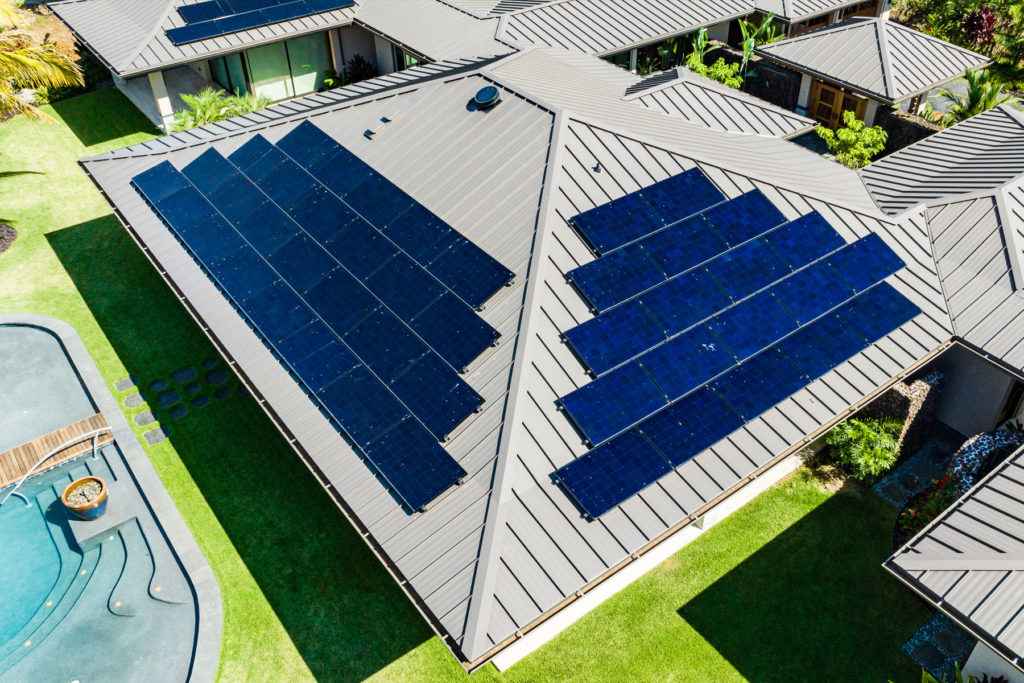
[0,88,931,682]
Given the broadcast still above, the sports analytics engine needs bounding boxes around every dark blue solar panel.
[702,190,786,246]
[554,430,672,518]
[566,246,666,312]
[178,0,227,23]
[409,296,500,373]
[834,283,921,342]
[569,193,663,256]
[361,418,466,511]
[637,168,725,226]
[638,387,744,467]
[389,354,484,440]
[705,237,791,300]
[343,173,413,228]
[317,366,405,445]
[426,239,516,310]
[563,302,666,375]
[711,348,809,420]
[771,259,855,325]
[639,325,736,400]
[166,0,356,45]
[239,280,317,344]
[827,233,907,291]
[343,310,427,383]
[775,313,868,379]
[303,269,379,336]
[290,340,360,392]
[709,290,797,360]
[209,247,279,303]
[560,363,667,445]
[642,269,733,337]
[763,212,845,271]
[264,234,339,293]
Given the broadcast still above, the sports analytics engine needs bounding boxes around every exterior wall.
[339,24,377,72]
[964,642,1024,682]
[932,345,1017,437]
[863,99,879,126]
[861,373,943,459]
[874,106,943,156]
[374,34,397,75]
[706,20,731,44]
[708,42,803,111]
[796,73,812,114]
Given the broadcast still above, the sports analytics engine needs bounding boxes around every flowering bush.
[961,6,995,45]
[899,474,961,534]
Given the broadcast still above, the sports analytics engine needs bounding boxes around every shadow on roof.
[46,214,437,680]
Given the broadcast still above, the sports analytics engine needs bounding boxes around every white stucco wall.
[932,345,1017,437]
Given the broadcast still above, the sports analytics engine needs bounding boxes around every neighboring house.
[755,17,990,127]
[48,0,897,131]
[78,41,1024,672]
[886,444,1024,680]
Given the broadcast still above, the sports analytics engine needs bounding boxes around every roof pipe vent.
[473,86,501,110]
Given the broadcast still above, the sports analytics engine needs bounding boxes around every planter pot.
[61,476,108,521]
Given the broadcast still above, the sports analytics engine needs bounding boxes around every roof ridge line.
[117,0,180,73]
[994,176,1024,292]
[460,110,571,662]
[876,18,896,100]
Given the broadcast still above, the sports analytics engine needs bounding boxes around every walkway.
[871,423,964,508]
[0,414,112,489]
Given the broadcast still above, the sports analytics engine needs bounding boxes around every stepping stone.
[171,366,197,384]
[879,482,905,504]
[191,395,210,408]
[169,405,188,419]
[115,376,137,392]
[214,386,232,400]
[911,642,944,672]
[202,357,218,369]
[143,427,170,446]
[149,379,168,391]
[237,385,250,398]
[124,392,145,409]
[134,411,156,427]
[184,382,202,396]
[206,369,228,386]
[157,390,181,408]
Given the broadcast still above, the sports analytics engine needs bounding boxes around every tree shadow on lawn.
[678,487,932,683]
[47,215,436,679]
[49,88,160,149]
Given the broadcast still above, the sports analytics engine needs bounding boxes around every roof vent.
[473,86,501,110]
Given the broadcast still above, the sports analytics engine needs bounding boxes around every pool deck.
[0,413,113,488]
[0,314,221,681]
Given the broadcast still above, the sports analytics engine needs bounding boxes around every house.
[48,0,899,131]
[755,17,990,127]
[76,41,1024,670]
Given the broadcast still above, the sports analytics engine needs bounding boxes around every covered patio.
[118,65,215,131]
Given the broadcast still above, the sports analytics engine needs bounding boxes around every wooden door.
[810,81,868,128]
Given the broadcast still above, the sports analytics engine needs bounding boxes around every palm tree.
[0,1,83,121]
[937,67,1021,125]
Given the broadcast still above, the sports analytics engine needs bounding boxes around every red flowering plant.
[961,6,995,46]
[898,474,961,534]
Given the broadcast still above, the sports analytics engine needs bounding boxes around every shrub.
[345,53,377,84]
[825,416,903,481]
[170,87,271,132]
[898,474,961,534]
[816,110,888,169]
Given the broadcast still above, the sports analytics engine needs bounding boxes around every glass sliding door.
[209,52,249,95]
[245,42,294,101]
[286,34,331,95]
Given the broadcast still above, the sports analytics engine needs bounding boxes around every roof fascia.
[588,8,756,58]
[460,109,571,661]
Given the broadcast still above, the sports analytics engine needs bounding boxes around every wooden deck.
[0,414,113,489]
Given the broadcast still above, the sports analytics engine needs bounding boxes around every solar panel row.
[556,283,921,517]
[567,168,725,256]
[168,0,354,45]
[130,123,509,511]
[567,190,788,312]
[560,232,907,445]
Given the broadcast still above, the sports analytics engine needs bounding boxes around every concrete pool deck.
[0,314,221,681]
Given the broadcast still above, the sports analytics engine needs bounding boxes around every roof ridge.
[459,109,571,662]
[875,18,896,99]
[117,0,180,73]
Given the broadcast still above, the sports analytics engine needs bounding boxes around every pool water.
[0,450,196,681]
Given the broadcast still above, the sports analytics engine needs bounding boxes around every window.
[209,52,248,95]
[789,13,829,36]
[391,44,421,72]
[206,33,331,102]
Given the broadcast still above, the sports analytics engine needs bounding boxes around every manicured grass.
[0,88,930,682]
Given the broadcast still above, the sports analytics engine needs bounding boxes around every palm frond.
[0,31,83,90]
[0,82,52,121]
[0,0,21,27]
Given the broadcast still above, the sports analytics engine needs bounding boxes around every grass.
[0,87,931,682]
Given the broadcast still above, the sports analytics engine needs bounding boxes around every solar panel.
[638,387,744,467]
[762,212,846,270]
[554,430,672,518]
[834,282,920,342]
[167,0,356,45]
[638,325,736,401]
[272,122,514,309]
[559,363,667,445]
[568,168,724,256]
[563,301,667,376]
[771,259,855,325]
[710,348,809,420]
[709,290,797,360]
[827,233,906,291]
[705,237,791,300]
[132,159,472,512]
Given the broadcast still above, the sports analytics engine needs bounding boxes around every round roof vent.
[474,86,500,110]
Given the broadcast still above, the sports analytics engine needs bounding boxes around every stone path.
[113,356,243,446]
[872,423,965,508]
[903,612,975,680]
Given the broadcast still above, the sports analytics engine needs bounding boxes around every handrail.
[0,428,113,507]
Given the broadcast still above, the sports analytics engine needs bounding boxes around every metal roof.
[861,105,1024,216]
[354,0,515,61]
[756,18,991,104]
[754,0,871,21]
[886,444,1024,669]
[82,55,956,666]
[624,66,817,138]
[925,175,1024,375]
[47,0,359,76]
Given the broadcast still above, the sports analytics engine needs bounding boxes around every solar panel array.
[131,120,513,512]
[553,173,921,518]
[168,0,355,45]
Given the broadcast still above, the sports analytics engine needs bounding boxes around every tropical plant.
[816,109,889,169]
[0,0,83,121]
[685,28,718,70]
[738,12,782,75]
[962,6,996,45]
[657,35,685,71]
[345,53,378,84]
[937,67,1021,123]
[170,87,271,131]
[825,416,903,480]
[685,29,742,88]
[899,473,961,533]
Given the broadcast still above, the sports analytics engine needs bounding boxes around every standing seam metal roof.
[755,17,990,103]
[80,53,956,665]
